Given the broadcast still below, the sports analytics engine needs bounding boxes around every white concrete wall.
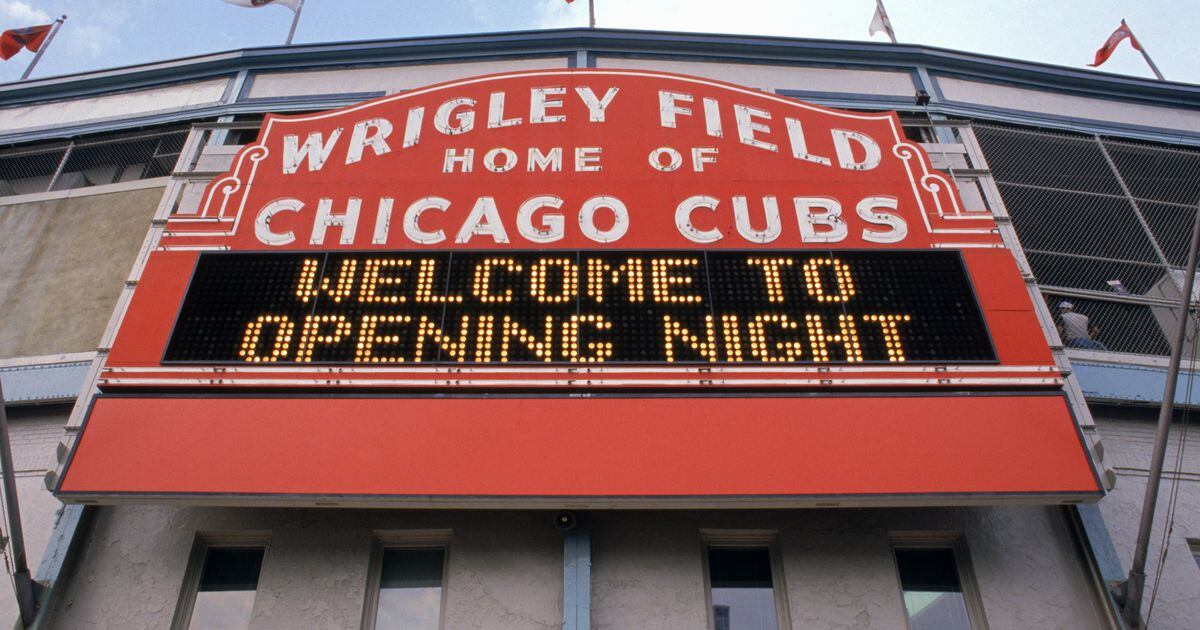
[43,505,1110,629]
[594,57,915,96]
[936,76,1200,134]
[1095,405,1200,628]
[245,58,569,100]
[0,79,227,136]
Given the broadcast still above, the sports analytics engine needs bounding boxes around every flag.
[0,24,53,61]
[1089,20,1142,67]
[222,0,300,11]
[868,0,896,43]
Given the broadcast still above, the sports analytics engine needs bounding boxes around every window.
[891,537,987,630]
[1190,539,1200,570]
[187,548,264,630]
[0,126,188,197]
[362,530,451,630]
[172,532,269,630]
[702,530,790,630]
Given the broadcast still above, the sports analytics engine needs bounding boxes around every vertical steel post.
[588,0,596,28]
[1121,200,1200,626]
[562,515,591,630]
[1138,48,1166,81]
[20,16,66,81]
[45,140,74,193]
[0,381,39,626]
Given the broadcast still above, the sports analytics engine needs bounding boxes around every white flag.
[869,0,896,43]
[222,0,300,11]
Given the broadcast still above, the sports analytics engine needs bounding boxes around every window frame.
[889,532,989,630]
[699,529,792,630]
[360,529,453,630]
[170,530,271,630]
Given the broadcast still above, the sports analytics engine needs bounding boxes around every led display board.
[55,69,1101,505]
[164,250,994,365]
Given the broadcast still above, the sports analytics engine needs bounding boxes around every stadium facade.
[0,28,1198,629]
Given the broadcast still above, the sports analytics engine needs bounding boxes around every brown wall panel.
[0,187,162,359]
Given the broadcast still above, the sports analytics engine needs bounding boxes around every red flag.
[0,24,53,61]
[1089,20,1143,68]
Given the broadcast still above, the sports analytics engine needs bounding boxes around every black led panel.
[163,250,995,365]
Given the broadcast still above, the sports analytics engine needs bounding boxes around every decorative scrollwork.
[892,142,920,161]
[199,144,270,220]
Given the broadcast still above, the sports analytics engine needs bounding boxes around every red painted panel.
[106,251,197,367]
[59,395,1100,499]
[961,249,1038,311]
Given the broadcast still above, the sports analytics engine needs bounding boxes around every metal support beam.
[1119,200,1200,627]
[562,514,591,630]
[44,140,73,193]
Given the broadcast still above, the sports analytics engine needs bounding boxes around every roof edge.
[0,27,1196,109]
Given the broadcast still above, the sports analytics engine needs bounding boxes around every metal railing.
[975,123,1200,358]
[0,126,189,197]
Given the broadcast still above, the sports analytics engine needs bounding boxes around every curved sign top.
[164,69,998,252]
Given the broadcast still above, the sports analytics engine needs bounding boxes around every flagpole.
[20,14,66,81]
[285,0,305,45]
[588,0,596,28]
[1137,44,1166,80]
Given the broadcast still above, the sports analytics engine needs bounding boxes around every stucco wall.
[0,404,69,627]
[44,505,1109,629]
[1094,405,1200,629]
[593,508,1108,629]
[42,508,563,630]
[0,186,162,360]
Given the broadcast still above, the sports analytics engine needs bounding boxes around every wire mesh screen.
[0,142,68,196]
[0,126,187,196]
[1043,293,1172,356]
[976,123,1200,357]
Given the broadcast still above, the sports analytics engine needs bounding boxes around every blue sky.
[1,0,1196,86]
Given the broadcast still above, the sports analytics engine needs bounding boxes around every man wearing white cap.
[1058,301,1105,349]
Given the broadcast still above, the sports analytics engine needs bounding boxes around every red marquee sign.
[56,69,1101,505]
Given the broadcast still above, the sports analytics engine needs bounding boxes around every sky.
[0,0,1196,86]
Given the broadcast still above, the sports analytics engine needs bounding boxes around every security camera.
[554,511,577,531]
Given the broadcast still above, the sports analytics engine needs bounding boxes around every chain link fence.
[0,125,189,197]
[975,123,1200,357]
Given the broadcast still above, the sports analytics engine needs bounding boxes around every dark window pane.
[896,548,961,592]
[375,549,444,630]
[188,548,263,630]
[708,548,779,630]
[895,548,973,630]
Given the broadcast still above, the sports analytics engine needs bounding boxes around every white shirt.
[1061,311,1090,340]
